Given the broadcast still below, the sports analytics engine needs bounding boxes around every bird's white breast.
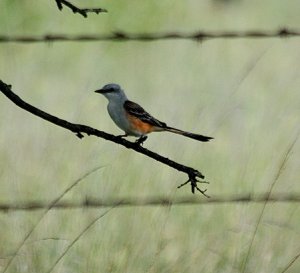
[107,101,139,136]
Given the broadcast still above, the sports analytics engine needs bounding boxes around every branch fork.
[177,169,209,197]
[55,0,107,17]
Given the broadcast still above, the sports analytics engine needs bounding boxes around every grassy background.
[1,0,300,272]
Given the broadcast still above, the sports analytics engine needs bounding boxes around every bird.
[95,83,213,145]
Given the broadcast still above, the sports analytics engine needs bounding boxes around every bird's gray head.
[94,83,127,101]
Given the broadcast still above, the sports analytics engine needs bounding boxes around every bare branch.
[0,193,299,212]
[55,0,107,17]
[0,80,209,195]
[0,28,299,43]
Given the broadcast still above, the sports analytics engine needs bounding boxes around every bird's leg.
[135,135,148,146]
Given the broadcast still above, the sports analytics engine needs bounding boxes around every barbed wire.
[0,28,299,43]
[0,193,299,212]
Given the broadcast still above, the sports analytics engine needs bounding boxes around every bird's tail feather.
[165,127,213,142]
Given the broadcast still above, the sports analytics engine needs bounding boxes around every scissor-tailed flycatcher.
[95,83,213,144]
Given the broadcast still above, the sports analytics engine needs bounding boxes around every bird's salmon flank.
[123,100,167,128]
[126,112,156,134]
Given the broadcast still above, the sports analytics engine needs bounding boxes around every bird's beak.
[94,89,104,94]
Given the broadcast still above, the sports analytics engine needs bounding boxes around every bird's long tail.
[164,127,213,142]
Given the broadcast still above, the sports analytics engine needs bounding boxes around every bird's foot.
[135,135,148,146]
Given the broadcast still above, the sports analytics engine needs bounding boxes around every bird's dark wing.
[124,100,167,128]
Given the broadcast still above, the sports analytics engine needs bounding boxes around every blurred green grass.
[1,0,300,272]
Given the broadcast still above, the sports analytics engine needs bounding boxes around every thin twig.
[1,165,105,273]
[241,130,300,273]
[0,28,299,43]
[25,237,69,245]
[46,206,116,273]
[281,252,300,273]
[55,0,107,17]
[146,187,177,273]
[210,45,271,135]
[0,80,209,195]
[0,193,299,212]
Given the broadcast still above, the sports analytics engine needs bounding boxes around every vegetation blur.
[0,0,300,272]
